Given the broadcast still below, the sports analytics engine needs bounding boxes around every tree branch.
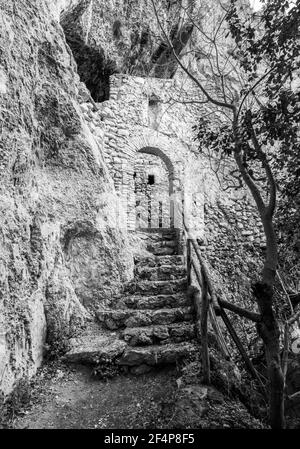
[150,0,236,112]
[245,111,277,218]
[288,309,300,326]
[218,297,261,322]
[234,149,266,214]
[237,68,274,120]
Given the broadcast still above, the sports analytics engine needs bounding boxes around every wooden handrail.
[190,238,220,313]
[190,256,230,356]
[181,211,223,382]
[180,203,266,392]
[219,308,267,396]
[193,283,210,384]
[208,304,231,359]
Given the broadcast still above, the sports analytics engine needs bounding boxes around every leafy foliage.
[195,1,300,204]
[0,378,32,427]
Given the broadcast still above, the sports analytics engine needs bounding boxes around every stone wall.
[79,74,265,239]
[79,74,199,230]
[203,199,266,301]
[78,72,266,347]
[80,70,265,304]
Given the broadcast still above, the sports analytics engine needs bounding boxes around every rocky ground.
[0,360,265,430]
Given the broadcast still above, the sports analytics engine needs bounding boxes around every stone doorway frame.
[126,146,181,231]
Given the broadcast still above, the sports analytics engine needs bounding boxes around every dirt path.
[11,364,178,429]
[3,358,266,430]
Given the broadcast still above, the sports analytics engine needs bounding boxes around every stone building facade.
[80,74,206,235]
[79,74,265,242]
[79,73,267,314]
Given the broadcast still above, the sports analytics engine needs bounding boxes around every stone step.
[97,306,194,330]
[116,292,192,310]
[156,255,184,264]
[134,255,184,268]
[158,234,178,241]
[126,278,187,296]
[148,239,177,248]
[136,232,179,254]
[150,246,177,256]
[146,240,178,256]
[117,342,197,367]
[145,236,178,244]
[137,229,178,241]
[63,334,197,370]
[121,322,196,346]
[63,332,127,364]
[135,264,186,281]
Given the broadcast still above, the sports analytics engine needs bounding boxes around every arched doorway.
[133,147,176,230]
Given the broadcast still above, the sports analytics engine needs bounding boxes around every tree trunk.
[258,215,285,428]
[234,146,285,428]
[254,282,285,429]
[261,212,278,286]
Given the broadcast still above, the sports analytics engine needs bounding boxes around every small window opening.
[140,30,150,47]
[148,94,159,107]
[148,174,155,185]
[113,20,122,39]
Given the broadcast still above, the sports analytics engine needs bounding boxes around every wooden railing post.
[180,204,266,395]
[186,238,191,286]
[219,307,266,394]
[208,305,231,360]
[201,280,210,384]
[191,259,210,383]
[190,239,220,314]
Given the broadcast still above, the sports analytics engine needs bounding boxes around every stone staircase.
[64,229,197,373]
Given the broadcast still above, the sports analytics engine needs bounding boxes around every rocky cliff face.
[60,0,198,102]
[0,0,133,395]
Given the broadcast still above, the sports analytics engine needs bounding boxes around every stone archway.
[106,121,187,232]
[125,146,182,231]
[136,147,176,229]
[138,147,175,195]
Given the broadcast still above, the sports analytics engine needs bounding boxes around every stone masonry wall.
[79,73,266,344]
[80,74,199,230]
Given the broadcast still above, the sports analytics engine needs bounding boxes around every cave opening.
[59,2,194,101]
[60,10,117,103]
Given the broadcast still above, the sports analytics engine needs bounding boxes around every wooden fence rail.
[181,210,265,392]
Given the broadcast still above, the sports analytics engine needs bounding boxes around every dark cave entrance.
[60,11,117,103]
[59,2,193,102]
